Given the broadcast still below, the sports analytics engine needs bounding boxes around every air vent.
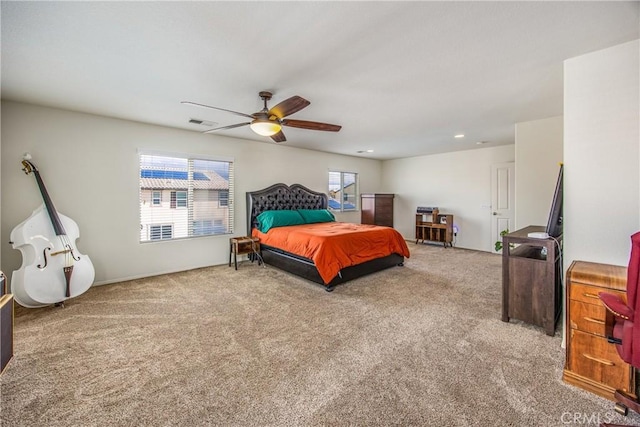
[188,118,216,127]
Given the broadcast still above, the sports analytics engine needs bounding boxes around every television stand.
[501,225,563,336]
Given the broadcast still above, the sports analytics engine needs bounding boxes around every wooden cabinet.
[415,210,453,247]
[501,226,562,336]
[0,294,13,374]
[0,272,13,375]
[361,193,394,227]
[563,260,636,401]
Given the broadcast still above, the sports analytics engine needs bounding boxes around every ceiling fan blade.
[281,119,342,132]
[181,101,255,120]
[203,122,251,134]
[270,130,287,143]
[268,96,310,119]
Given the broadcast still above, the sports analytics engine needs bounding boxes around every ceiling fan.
[181,91,341,143]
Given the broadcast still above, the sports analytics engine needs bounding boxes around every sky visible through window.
[328,172,355,192]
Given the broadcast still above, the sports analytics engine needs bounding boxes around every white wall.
[382,145,515,251]
[564,39,640,268]
[1,101,382,285]
[514,116,563,229]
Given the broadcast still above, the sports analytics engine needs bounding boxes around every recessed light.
[454,134,465,138]
[366,149,374,153]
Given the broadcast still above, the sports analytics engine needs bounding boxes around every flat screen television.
[546,164,563,238]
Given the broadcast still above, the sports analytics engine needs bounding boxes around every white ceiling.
[1,1,638,160]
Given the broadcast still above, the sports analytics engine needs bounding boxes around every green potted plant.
[495,229,510,252]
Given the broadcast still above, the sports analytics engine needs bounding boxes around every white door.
[491,162,515,253]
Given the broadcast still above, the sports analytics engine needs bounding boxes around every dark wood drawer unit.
[563,260,635,401]
[361,193,394,227]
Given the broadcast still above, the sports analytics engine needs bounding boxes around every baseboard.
[562,369,632,401]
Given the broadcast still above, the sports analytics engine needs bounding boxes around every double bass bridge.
[50,248,71,257]
[52,244,81,261]
[37,244,81,269]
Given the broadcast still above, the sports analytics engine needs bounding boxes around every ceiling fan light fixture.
[250,119,281,136]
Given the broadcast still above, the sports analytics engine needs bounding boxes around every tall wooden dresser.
[563,261,636,401]
[361,193,394,227]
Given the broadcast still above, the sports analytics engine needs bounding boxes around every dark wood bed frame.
[246,183,404,291]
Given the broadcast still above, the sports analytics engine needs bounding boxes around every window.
[139,152,234,242]
[219,190,229,207]
[152,191,162,206]
[170,191,187,209]
[328,171,358,211]
[149,224,173,240]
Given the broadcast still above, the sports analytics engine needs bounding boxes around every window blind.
[139,152,234,242]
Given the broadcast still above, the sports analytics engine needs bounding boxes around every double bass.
[10,155,94,308]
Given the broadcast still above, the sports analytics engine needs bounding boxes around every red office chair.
[599,231,640,427]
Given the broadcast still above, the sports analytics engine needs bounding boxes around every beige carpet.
[1,243,639,426]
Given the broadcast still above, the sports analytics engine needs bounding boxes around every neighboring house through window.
[328,171,358,211]
[139,152,234,242]
[192,220,213,236]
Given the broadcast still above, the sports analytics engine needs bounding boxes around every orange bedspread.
[252,222,410,284]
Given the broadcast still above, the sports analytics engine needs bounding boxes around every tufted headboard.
[246,183,328,233]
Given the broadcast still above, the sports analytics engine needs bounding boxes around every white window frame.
[139,150,234,242]
[328,170,358,212]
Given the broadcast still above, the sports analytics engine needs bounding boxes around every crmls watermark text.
[560,411,616,425]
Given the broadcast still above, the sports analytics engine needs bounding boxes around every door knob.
[492,212,498,216]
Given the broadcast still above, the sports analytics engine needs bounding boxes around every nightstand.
[229,236,260,270]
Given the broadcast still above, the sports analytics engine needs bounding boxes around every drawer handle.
[582,292,601,300]
[582,353,615,366]
[583,316,605,325]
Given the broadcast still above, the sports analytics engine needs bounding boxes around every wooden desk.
[229,236,260,270]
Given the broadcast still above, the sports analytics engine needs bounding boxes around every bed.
[246,183,410,291]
